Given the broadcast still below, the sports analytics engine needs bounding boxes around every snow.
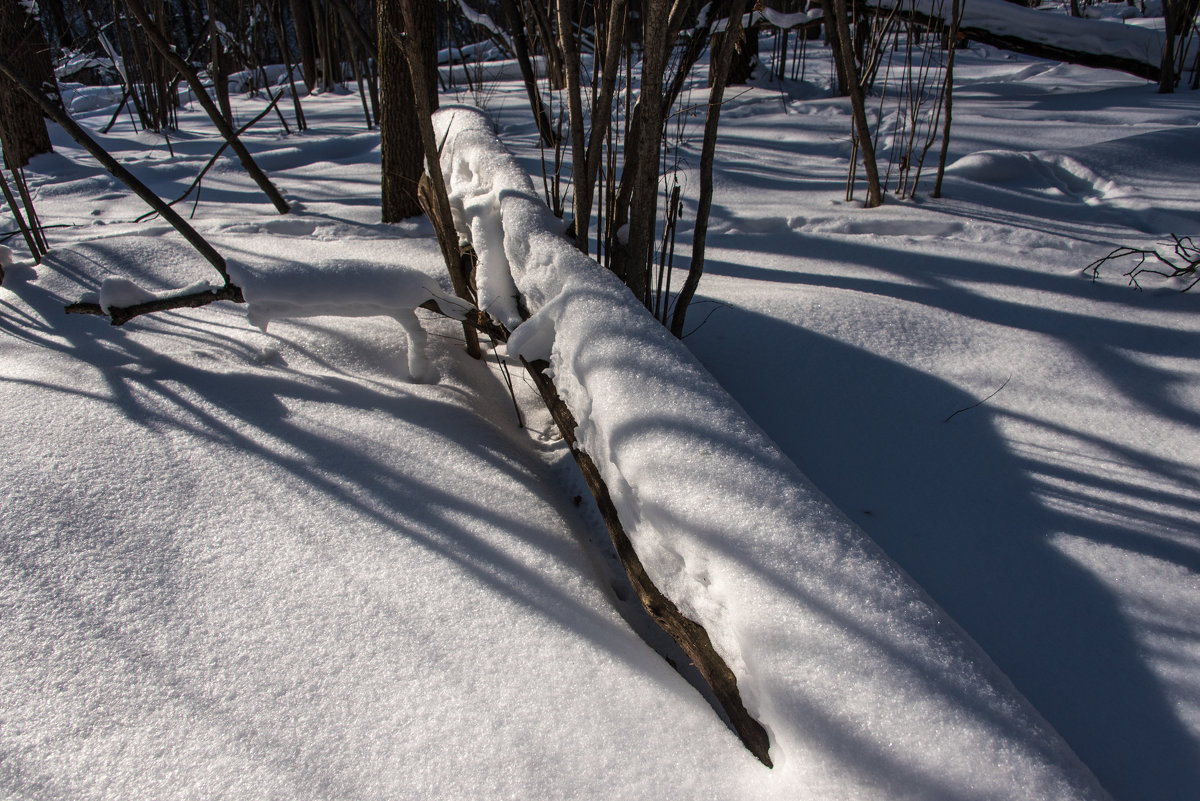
[3,25,1199,801]
[873,0,1172,69]
[437,103,1107,800]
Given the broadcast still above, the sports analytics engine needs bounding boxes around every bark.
[622,0,672,305]
[500,0,558,146]
[290,0,319,90]
[820,0,849,95]
[932,0,960,198]
[713,21,758,86]
[557,0,588,249]
[379,0,437,221]
[386,0,481,358]
[0,0,59,169]
[833,0,882,207]
[521,356,772,767]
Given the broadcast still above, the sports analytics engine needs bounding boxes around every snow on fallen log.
[435,104,1111,798]
[226,258,466,383]
[871,0,1167,79]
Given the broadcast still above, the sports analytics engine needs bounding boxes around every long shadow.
[2,267,673,679]
[682,299,1200,801]
[698,233,1200,437]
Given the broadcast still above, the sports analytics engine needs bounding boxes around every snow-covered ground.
[3,30,1199,801]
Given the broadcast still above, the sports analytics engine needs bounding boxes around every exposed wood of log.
[959,24,1158,82]
[521,356,774,767]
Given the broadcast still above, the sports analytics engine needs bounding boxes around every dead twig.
[1085,235,1200,291]
[944,376,1010,423]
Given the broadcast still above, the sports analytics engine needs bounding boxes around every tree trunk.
[378,0,437,221]
[673,0,751,338]
[290,0,319,91]
[832,0,882,207]
[0,0,59,169]
[621,0,671,306]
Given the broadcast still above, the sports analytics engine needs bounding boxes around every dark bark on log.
[420,290,774,764]
[521,355,773,767]
[873,3,1160,82]
[963,25,1159,83]
[65,283,245,326]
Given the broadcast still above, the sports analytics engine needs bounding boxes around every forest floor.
[2,30,1199,801]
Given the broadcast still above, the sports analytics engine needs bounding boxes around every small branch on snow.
[944,377,1010,423]
[1085,235,1200,292]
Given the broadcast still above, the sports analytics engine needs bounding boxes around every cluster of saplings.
[1,0,1196,312]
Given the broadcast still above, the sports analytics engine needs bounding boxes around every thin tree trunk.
[671,0,749,338]
[379,0,436,221]
[290,0,318,90]
[384,0,481,359]
[573,0,626,253]
[832,0,882,206]
[500,0,558,146]
[557,0,589,250]
[622,0,671,305]
[932,0,960,199]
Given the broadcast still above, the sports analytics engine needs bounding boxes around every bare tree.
[379,0,436,220]
[832,0,882,206]
[0,0,60,168]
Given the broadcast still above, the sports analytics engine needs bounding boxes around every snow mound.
[435,104,1110,799]
[947,149,1123,204]
[227,257,465,383]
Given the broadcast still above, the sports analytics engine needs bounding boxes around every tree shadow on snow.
[682,279,1200,801]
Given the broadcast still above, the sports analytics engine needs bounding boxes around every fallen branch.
[65,283,245,326]
[1085,234,1200,291]
[944,376,1010,423]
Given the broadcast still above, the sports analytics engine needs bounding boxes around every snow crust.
[435,104,1109,800]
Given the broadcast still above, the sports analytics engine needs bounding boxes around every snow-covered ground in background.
[3,31,1199,801]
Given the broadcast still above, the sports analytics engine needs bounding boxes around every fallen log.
[522,356,773,766]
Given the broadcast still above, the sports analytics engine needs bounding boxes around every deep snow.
[2,25,1199,801]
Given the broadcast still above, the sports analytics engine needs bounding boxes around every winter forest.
[2,0,1199,798]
